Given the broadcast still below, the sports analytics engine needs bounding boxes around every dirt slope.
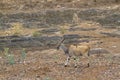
[0,0,120,80]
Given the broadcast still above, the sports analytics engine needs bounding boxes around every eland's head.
[56,37,65,50]
[56,37,69,54]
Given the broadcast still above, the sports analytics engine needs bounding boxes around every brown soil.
[0,22,120,80]
[0,0,120,80]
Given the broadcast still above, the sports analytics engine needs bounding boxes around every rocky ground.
[0,0,120,80]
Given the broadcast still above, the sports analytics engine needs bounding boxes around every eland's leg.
[64,56,70,67]
[86,52,90,67]
[74,57,79,68]
[87,62,90,67]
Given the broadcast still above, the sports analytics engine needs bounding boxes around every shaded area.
[100,30,120,37]
[0,34,93,49]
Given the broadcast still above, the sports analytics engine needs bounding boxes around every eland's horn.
[57,37,65,49]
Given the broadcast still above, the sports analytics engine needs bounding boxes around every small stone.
[64,65,67,67]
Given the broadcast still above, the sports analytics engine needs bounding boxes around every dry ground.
[0,0,120,80]
[0,21,120,80]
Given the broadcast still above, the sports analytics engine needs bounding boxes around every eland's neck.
[60,44,69,55]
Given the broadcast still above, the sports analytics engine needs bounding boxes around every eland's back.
[69,44,90,56]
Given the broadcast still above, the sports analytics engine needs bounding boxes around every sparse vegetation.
[2,22,39,36]
[21,48,26,62]
[32,31,42,37]
[0,0,120,80]
[60,27,66,35]
[5,22,23,36]
[4,48,9,57]
[11,23,23,35]
[59,24,69,35]
[4,48,15,65]
[7,54,15,65]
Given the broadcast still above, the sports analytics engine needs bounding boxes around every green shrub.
[21,48,26,61]
[4,48,9,57]
[32,31,42,37]
[60,27,66,35]
[7,54,15,65]
[4,48,15,65]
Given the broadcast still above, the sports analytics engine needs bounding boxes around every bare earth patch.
[0,1,120,80]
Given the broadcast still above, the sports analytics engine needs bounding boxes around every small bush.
[5,22,23,36]
[4,48,9,57]
[11,22,23,35]
[7,54,15,65]
[21,48,26,62]
[32,31,42,37]
[60,27,66,35]
[4,48,15,65]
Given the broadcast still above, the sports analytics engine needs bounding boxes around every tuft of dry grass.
[59,23,70,35]
[4,22,24,36]
[0,22,38,36]
[32,31,42,37]
[72,13,79,25]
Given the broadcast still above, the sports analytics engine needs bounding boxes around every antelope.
[56,37,91,68]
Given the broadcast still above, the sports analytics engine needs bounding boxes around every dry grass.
[0,48,119,80]
[0,0,119,13]
[0,23,38,36]
[0,1,120,80]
